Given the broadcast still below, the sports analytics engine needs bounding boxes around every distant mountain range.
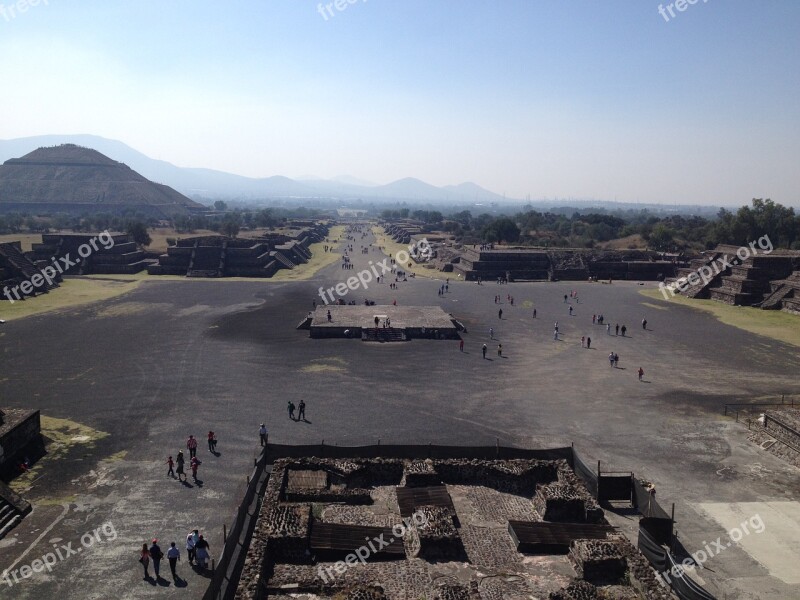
[0,135,508,203]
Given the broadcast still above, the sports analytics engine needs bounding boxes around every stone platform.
[309,305,459,340]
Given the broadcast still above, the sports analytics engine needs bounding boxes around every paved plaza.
[0,229,799,598]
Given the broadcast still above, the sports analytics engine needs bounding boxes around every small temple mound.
[304,305,461,341]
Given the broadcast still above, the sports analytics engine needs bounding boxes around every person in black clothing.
[149,540,163,580]
[298,400,306,421]
[176,451,186,482]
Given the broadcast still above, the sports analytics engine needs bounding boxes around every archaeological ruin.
[25,233,154,275]
[0,242,60,300]
[667,244,800,311]
[148,224,329,277]
[299,306,461,341]
[226,447,684,600]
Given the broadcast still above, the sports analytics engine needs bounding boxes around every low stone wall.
[434,458,560,495]
[409,505,463,560]
[568,540,627,585]
[263,504,312,563]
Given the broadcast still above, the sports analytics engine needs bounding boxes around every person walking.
[186,531,196,565]
[533,308,537,318]
[638,367,644,381]
[581,336,585,348]
[592,314,596,324]
[195,535,210,570]
[498,308,503,319]
[190,456,200,481]
[497,344,502,357]
[149,539,163,580]
[482,343,487,359]
[298,400,306,421]
[166,455,174,478]
[288,401,295,420]
[607,323,611,335]
[139,543,151,579]
[587,337,591,349]
[621,325,627,337]
[259,423,268,446]
[615,324,619,336]
[614,353,619,368]
[489,327,494,339]
[642,318,647,330]
[569,306,573,316]
[459,339,464,352]
[609,352,615,368]
[553,329,558,340]
[186,435,197,459]
[167,542,180,579]
[176,451,186,482]
[207,431,215,453]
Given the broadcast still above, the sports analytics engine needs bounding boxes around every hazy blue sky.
[1,1,798,204]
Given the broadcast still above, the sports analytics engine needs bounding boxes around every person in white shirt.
[186,532,196,564]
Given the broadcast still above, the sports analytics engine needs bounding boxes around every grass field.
[0,278,142,321]
[371,225,443,280]
[640,288,800,348]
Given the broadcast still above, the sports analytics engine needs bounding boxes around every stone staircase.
[187,243,223,277]
[2,243,58,287]
[0,481,31,540]
[669,252,723,298]
[759,283,794,309]
[362,327,406,342]
[270,251,296,270]
[709,256,794,306]
[758,271,800,312]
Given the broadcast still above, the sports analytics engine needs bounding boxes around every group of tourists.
[166,433,215,483]
[138,529,210,581]
[468,287,649,382]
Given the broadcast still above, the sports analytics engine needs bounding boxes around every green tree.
[482,217,520,244]
[126,221,152,247]
[221,216,240,238]
[648,224,674,251]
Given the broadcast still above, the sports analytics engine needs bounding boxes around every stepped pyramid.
[0,144,205,218]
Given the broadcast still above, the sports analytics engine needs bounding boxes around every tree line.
[383,199,800,251]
